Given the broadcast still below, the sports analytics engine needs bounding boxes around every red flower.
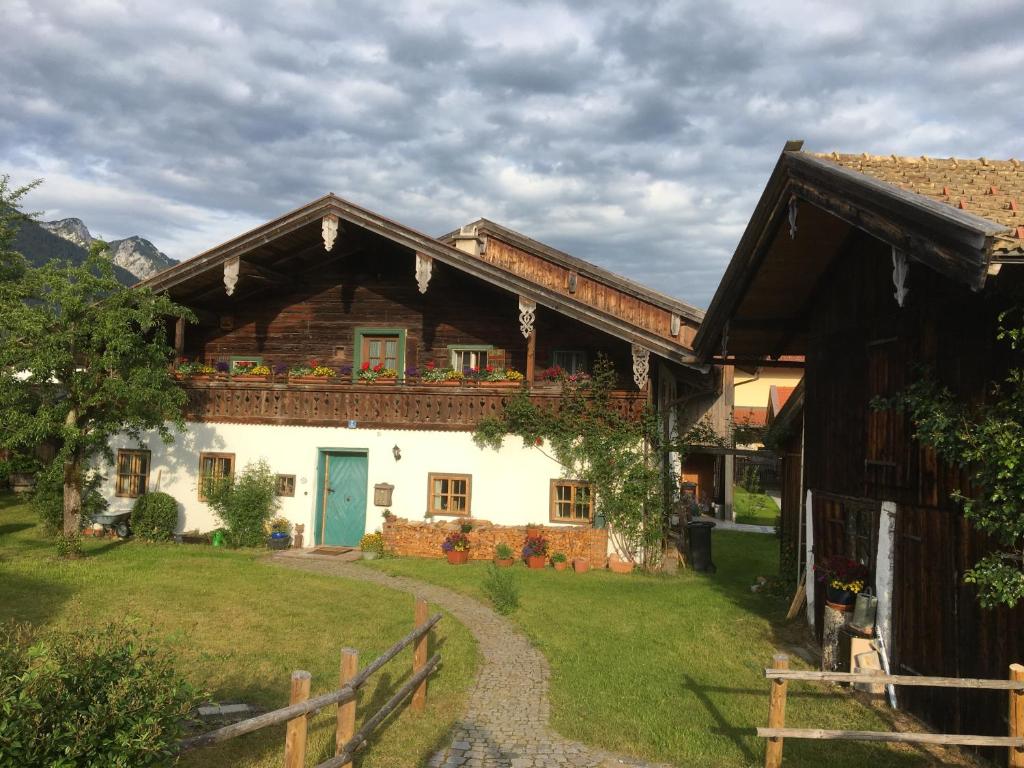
[373,363,383,372]
[485,365,494,373]
[426,360,436,369]
[361,361,370,371]
[535,437,543,446]
[310,359,319,367]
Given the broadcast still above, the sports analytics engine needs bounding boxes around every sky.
[2,0,1023,308]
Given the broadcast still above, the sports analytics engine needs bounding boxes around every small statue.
[293,523,304,549]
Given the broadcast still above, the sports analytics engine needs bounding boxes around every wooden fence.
[179,597,441,767]
[758,654,1024,768]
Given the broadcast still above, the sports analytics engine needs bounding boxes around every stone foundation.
[382,519,608,565]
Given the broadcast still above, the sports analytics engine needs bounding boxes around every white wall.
[102,422,574,544]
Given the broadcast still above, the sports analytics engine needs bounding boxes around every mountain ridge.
[40,218,176,281]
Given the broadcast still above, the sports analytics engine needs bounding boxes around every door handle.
[345,496,352,502]
[327,488,334,494]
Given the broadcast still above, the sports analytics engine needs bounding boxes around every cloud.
[1,0,1022,308]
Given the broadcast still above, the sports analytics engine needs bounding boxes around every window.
[427,473,471,516]
[230,355,262,374]
[276,474,296,497]
[450,346,490,373]
[550,479,593,523]
[198,452,235,500]
[354,327,407,379]
[115,449,150,498]
[552,350,587,375]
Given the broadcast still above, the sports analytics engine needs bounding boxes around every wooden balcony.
[181,379,647,431]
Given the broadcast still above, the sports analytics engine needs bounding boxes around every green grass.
[734,486,780,526]
[0,494,477,768]
[363,536,959,768]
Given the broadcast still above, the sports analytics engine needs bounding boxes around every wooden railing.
[179,597,440,767]
[758,654,1024,767]
[181,379,647,430]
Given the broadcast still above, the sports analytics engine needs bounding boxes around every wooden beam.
[526,330,536,384]
[764,669,1024,690]
[765,654,789,768]
[1011,663,1024,768]
[757,728,1024,748]
[174,317,185,359]
[709,357,805,369]
[239,260,291,284]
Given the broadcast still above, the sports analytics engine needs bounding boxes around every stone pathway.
[273,553,671,768]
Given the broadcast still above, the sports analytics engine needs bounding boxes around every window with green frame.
[229,355,263,375]
[353,328,407,379]
[448,345,493,374]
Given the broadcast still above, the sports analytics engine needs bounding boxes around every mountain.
[13,219,139,286]
[39,218,176,281]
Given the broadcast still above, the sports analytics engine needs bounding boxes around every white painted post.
[875,501,897,653]
[805,489,815,626]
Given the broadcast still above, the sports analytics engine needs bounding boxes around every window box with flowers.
[358,361,398,384]
[522,534,549,569]
[441,531,470,564]
[288,359,341,384]
[536,366,591,389]
[479,366,525,389]
[815,555,869,608]
[231,360,271,381]
[173,359,218,380]
[422,361,464,387]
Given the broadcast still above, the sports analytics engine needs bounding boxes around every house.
[99,194,717,556]
[693,141,1024,744]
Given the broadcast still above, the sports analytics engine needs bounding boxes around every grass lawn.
[734,486,780,526]
[363,535,966,768]
[0,493,478,768]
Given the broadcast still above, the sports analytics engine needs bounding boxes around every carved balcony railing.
[180,380,647,431]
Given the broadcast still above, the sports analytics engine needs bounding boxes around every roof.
[814,153,1024,255]
[139,194,702,368]
[769,385,795,414]
[769,378,804,435]
[693,141,1013,360]
[734,406,768,428]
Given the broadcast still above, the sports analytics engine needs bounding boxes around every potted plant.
[442,531,470,564]
[572,557,590,574]
[815,555,869,608]
[525,523,542,538]
[422,361,463,387]
[494,542,515,567]
[608,554,634,574]
[213,361,230,379]
[290,359,338,384]
[267,517,292,550]
[382,509,396,524]
[522,534,548,569]
[360,532,385,560]
[551,551,569,571]
[480,366,524,389]
[358,361,398,384]
[232,361,271,381]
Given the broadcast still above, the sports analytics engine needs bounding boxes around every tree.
[0,184,193,542]
[0,174,40,281]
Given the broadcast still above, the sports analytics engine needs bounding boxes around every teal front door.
[318,452,368,546]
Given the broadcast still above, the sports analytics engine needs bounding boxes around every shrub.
[268,516,291,534]
[131,492,179,542]
[0,621,202,767]
[494,542,514,560]
[551,551,567,564]
[360,531,385,555]
[482,563,520,615]
[206,459,280,547]
[55,532,82,559]
[32,464,107,536]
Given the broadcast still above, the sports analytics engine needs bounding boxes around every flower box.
[290,375,338,384]
[360,377,396,385]
[480,381,519,389]
[232,374,269,382]
[425,380,462,387]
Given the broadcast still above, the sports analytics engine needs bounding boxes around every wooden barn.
[694,142,1024,747]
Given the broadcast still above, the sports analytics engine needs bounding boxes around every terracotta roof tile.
[813,152,1024,253]
[733,406,768,428]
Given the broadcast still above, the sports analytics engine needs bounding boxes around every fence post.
[412,597,429,712]
[283,670,311,768]
[337,649,359,767]
[765,654,789,768]
[1011,663,1024,768]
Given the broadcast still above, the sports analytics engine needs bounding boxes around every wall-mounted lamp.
[392,445,402,461]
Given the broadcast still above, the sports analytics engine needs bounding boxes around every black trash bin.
[686,520,716,573]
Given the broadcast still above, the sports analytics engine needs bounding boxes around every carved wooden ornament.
[892,247,909,307]
[788,195,798,239]
[415,253,432,294]
[322,213,339,252]
[518,297,536,338]
[223,256,240,296]
[631,344,651,390]
[670,314,681,337]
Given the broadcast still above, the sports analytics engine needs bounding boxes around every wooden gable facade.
[694,142,1024,752]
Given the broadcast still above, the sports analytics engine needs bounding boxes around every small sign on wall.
[347,420,357,429]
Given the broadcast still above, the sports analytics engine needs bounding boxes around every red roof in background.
[769,385,796,414]
[733,406,768,427]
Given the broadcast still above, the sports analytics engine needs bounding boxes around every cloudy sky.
[2,0,1022,307]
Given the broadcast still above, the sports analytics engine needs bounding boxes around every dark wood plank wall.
[482,238,697,347]
[181,233,637,387]
[778,426,803,576]
[802,230,1024,751]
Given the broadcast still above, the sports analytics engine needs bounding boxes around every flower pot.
[572,558,590,573]
[526,525,542,538]
[480,381,518,389]
[362,551,379,561]
[426,380,462,387]
[526,555,546,569]
[826,585,857,607]
[553,560,569,572]
[290,375,335,384]
[232,374,268,382]
[607,556,633,574]
[267,534,291,550]
[446,549,469,565]
[494,557,515,568]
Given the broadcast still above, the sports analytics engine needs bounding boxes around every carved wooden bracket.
[322,213,339,252]
[788,195,798,239]
[670,314,681,337]
[518,297,536,338]
[631,344,651,390]
[892,247,909,307]
[415,253,432,294]
[223,256,240,296]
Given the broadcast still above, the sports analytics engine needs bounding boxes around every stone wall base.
[382,519,607,564]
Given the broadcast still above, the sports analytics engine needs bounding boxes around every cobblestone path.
[273,554,671,768]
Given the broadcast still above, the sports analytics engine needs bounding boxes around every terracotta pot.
[553,560,569,571]
[231,374,268,382]
[525,526,542,538]
[526,555,546,569]
[426,380,462,387]
[607,556,634,574]
[446,549,469,565]
[572,558,590,573]
[494,557,515,568]
[480,381,518,389]
[359,378,396,385]
[290,375,337,384]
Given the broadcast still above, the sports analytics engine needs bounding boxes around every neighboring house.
[99,195,716,551]
[693,142,1024,745]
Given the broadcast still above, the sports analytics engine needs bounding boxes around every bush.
[32,464,108,535]
[55,532,82,559]
[206,459,279,547]
[482,563,520,615]
[359,531,385,555]
[131,492,179,542]
[0,621,202,767]
[494,542,514,560]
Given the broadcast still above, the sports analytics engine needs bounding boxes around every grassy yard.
[734,486,780,526]
[0,493,478,768]
[363,535,965,768]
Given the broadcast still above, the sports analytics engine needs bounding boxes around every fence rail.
[757,654,1024,768]
[179,597,442,766]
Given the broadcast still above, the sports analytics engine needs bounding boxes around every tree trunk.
[62,456,82,536]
